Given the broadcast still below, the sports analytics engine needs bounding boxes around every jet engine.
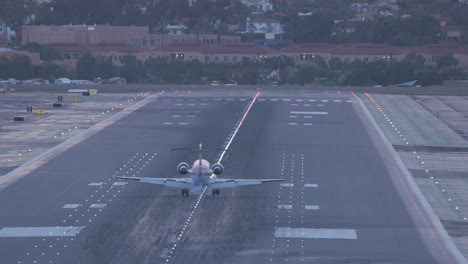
[212,163,224,175]
[177,162,190,175]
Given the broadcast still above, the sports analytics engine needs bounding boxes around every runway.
[0,90,460,263]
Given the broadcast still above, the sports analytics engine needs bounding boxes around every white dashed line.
[290,111,328,115]
[62,204,80,209]
[275,228,358,239]
[88,182,103,186]
[305,205,320,210]
[278,205,293,209]
[89,204,107,209]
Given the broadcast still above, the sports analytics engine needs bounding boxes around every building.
[245,18,283,35]
[158,43,278,64]
[43,40,468,70]
[442,25,464,42]
[165,24,187,35]
[0,48,41,65]
[22,25,241,48]
[0,20,16,47]
[131,34,241,47]
[22,25,149,45]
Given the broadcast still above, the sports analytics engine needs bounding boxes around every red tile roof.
[46,43,148,53]
[159,43,277,54]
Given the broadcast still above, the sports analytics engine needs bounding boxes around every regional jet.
[117,144,283,196]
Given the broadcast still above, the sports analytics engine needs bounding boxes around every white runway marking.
[283,99,291,101]
[305,205,320,210]
[226,98,234,101]
[239,98,247,101]
[0,227,84,237]
[186,115,196,118]
[113,182,127,186]
[63,204,80,209]
[200,103,208,106]
[309,99,316,102]
[334,100,341,102]
[304,104,311,106]
[179,122,189,125]
[296,99,303,102]
[271,99,278,101]
[304,116,312,118]
[289,116,298,118]
[278,205,293,209]
[275,228,357,239]
[288,123,298,126]
[321,100,329,102]
[291,104,299,106]
[172,115,182,118]
[163,122,173,125]
[89,204,107,209]
[175,103,183,106]
[188,103,195,106]
[347,100,353,103]
[280,183,294,187]
[290,111,328,115]
[316,104,324,107]
[304,123,313,126]
[88,182,103,186]
[305,184,318,188]
[258,99,266,102]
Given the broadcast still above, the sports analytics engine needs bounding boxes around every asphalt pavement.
[0,90,460,264]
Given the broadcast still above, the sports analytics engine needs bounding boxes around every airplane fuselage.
[190,159,212,188]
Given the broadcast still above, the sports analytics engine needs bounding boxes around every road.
[0,90,459,264]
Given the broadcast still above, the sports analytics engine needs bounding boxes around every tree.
[436,54,459,70]
[342,15,441,46]
[20,42,60,62]
[8,55,33,80]
[120,55,144,83]
[76,53,115,80]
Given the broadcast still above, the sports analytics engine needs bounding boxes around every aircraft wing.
[116,176,192,188]
[209,178,284,189]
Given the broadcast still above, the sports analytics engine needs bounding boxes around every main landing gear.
[212,188,220,196]
[181,188,189,196]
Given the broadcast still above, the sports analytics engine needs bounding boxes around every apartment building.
[22,25,149,45]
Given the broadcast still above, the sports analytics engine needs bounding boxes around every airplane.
[116,144,284,196]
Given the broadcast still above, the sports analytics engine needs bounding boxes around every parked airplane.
[117,144,284,196]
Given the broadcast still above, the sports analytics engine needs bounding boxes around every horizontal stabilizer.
[116,176,191,188]
[209,178,283,189]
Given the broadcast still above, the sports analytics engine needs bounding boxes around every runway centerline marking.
[305,184,318,188]
[290,111,328,115]
[275,228,357,239]
[165,92,261,263]
[278,205,293,209]
[0,227,84,237]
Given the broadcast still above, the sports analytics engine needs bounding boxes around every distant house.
[165,24,187,35]
[245,18,283,37]
[442,25,464,42]
[0,19,15,47]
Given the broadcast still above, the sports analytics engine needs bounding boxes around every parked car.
[224,80,238,86]
[210,80,223,86]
